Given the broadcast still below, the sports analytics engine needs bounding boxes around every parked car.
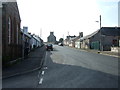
[46,44,53,51]
[58,43,63,46]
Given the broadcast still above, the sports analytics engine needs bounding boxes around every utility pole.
[96,15,102,51]
[100,15,101,29]
[68,31,69,36]
[100,15,102,51]
[40,28,42,38]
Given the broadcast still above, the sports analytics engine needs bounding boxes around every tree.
[59,38,63,43]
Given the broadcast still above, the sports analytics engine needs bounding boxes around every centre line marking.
[42,71,45,75]
[39,78,43,85]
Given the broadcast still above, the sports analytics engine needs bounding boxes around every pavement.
[68,46,119,58]
[2,45,46,79]
[86,49,119,58]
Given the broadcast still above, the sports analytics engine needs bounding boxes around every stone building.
[80,27,120,51]
[47,32,56,43]
[1,0,22,66]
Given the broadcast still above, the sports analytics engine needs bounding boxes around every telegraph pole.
[68,31,69,36]
[40,28,42,38]
[95,15,102,51]
[100,15,102,51]
[100,15,101,29]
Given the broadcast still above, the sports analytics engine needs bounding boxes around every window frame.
[8,17,11,44]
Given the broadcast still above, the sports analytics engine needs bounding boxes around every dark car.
[58,43,63,46]
[46,44,53,51]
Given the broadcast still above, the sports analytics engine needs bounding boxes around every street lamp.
[96,15,101,29]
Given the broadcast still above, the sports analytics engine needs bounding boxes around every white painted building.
[30,34,42,49]
[21,26,43,51]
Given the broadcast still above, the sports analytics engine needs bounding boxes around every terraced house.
[80,27,120,51]
[1,0,22,66]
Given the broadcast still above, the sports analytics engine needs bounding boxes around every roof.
[80,29,99,41]
[21,29,31,38]
[70,36,80,41]
[101,27,120,36]
[66,35,76,39]
[80,27,120,41]
[33,35,40,42]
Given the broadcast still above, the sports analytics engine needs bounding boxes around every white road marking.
[42,71,45,75]
[43,66,48,69]
[39,78,43,84]
[38,52,48,85]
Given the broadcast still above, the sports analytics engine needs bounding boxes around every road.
[3,45,119,88]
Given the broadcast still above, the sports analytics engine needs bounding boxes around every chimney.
[23,26,28,33]
[79,32,83,37]
[50,32,54,35]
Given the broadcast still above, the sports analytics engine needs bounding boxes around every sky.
[17,0,119,42]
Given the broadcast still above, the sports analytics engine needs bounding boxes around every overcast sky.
[17,0,119,42]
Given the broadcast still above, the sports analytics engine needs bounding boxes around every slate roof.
[101,27,120,36]
[80,29,99,41]
[80,27,120,41]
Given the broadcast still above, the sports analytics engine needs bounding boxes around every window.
[16,24,19,44]
[8,17,11,44]
[112,39,117,46]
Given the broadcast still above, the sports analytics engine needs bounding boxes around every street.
[3,45,119,88]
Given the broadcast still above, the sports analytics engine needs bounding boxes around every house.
[30,34,43,50]
[1,1,22,65]
[32,34,41,48]
[21,27,43,53]
[75,32,83,48]
[64,32,83,47]
[75,38,80,48]
[21,27,31,56]
[80,27,120,51]
[80,30,99,50]
[47,32,56,43]
[64,35,76,46]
